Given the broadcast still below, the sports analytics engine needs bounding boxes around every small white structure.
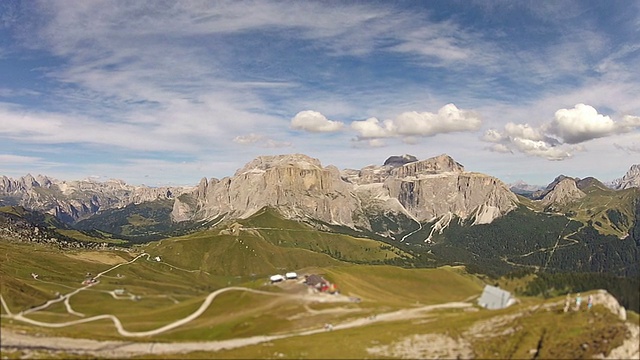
[478,285,516,310]
[154,256,161,262]
[114,289,125,295]
[270,274,285,283]
[285,272,298,280]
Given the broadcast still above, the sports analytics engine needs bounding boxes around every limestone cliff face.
[174,153,519,230]
[0,175,192,223]
[383,157,518,224]
[175,154,365,227]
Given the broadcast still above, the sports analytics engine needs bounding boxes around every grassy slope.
[147,295,628,360]
[1,240,632,360]
[143,207,410,278]
[522,185,638,238]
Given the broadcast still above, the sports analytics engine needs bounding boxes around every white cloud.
[619,115,640,132]
[546,104,617,144]
[349,104,482,146]
[503,123,545,141]
[351,138,387,148]
[481,129,505,143]
[291,110,344,133]
[481,103,640,161]
[350,117,395,139]
[233,133,291,148]
[394,104,482,136]
[233,133,264,145]
[485,143,512,154]
[511,138,572,161]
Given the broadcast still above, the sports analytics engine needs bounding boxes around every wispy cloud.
[233,133,291,148]
[0,154,42,164]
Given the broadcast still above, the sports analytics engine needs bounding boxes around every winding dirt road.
[2,298,472,357]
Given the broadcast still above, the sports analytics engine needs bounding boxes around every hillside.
[1,238,637,359]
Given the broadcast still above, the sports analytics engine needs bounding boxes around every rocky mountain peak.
[532,174,577,199]
[576,177,607,191]
[383,154,418,167]
[612,164,640,189]
[391,154,464,178]
[234,154,322,176]
[541,177,586,206]
[175,154,362,226]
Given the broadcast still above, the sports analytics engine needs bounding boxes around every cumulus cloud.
[394,103,481,136]
[619,115,640,132]
[504,123,545,141]
[291,110,344,133]
[482,104,640,160]
[347,103,481,146]
[546,104,617,143]
[511,138,572,161]
[350,117,395,139]
[481,129,506,143]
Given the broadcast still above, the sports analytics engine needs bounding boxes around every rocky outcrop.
[383,154,418,167]
[0,208,107,249]
[0,175,192,223]
[174,153,519,233]
[173,154,366,227]
[612,164,640,190]
[383,157,518,224]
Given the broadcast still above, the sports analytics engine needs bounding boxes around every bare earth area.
[65,251,127,265]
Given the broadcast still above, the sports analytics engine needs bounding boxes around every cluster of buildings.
[268,272,339,294]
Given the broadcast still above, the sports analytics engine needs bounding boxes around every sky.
[0,0,639,187]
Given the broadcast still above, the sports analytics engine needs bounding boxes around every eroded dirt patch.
[65,251,126,265]
[367,333,474,359]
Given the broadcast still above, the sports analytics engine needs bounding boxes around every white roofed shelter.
[270,274,285,283]
[478,285,516,310]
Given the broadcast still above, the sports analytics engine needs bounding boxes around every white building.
[270,274,285,283]
[477,285,516,310]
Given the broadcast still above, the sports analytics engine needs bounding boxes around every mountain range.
[1,153,637,237]
[2,153,638,279]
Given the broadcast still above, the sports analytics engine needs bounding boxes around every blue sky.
[1,0,639,186]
